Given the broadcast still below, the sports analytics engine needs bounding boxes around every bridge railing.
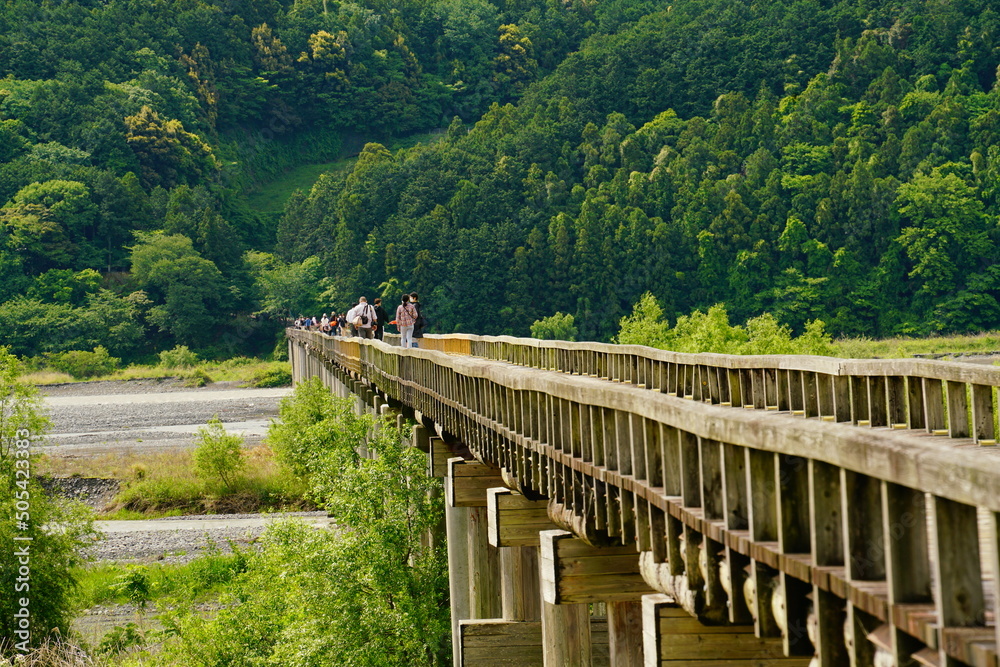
[289,327,1000,666]
[381,331,1000,447]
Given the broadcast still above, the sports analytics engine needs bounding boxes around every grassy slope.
[244,128,447,216]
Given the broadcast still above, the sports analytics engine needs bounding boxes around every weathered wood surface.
[290,329,1000,667]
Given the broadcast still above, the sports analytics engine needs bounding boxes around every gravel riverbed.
[40,379,292,459]
[40,379,301,562]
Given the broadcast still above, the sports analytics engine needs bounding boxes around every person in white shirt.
[346,297,377,339]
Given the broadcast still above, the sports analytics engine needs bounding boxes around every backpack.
[354,304,371,327]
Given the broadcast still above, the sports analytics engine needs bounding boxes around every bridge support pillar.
[542,597,594,666]
[446,457,504,666]
[540,529,652,666]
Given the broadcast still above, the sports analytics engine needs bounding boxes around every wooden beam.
[607,600,642,666]
[641,594,812,666]
[428,436,451,477]
[540,530,654,605]
[449,457,504,508]
[447,481,472,667]
[487,487,556,548]
[459,619,543,667]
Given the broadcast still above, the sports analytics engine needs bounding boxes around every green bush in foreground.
[0,347,96,653]
[192,418,245,487]
[158,381,450,666]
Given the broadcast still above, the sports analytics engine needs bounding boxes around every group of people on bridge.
[292,292,426,347]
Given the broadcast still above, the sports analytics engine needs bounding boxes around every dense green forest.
[2,0,1000,359]
[279,0,1000,342]
[0,0,601,359]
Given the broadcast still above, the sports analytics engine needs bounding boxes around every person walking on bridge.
[373,297,388,341]
[396,293,418,349]
[347,297,377,339]
[410,292,425,347]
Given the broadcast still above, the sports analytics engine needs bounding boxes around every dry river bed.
[38,379,336,643]
[38,378,325,563]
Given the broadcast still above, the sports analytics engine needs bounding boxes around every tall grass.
[831,331,1000,359]
[72,548,248,611]
[105,446,310,516]
[21,358,291,387]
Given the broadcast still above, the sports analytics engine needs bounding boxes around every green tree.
[167,380,449,665]
[130,233,227,346]
[193,417,245,487]
[530,312,578,340]
[0,348,95,651]
[895,169,994,303]
[124,106,217,189]
[494,24,538,98]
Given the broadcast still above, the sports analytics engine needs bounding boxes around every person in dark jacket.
[372,298,388,341]
[409,292,425,347]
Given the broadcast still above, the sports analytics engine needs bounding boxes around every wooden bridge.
[287,328,1000,667]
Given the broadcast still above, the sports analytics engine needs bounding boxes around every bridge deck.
[289,329,1000,667]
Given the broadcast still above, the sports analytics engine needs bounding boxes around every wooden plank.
[540,530,653,605]
[429,437,453,477]
[644,417,660,488]
[881,482,931,605]
[804,372,819,418]
[931,496,985,667]
[608,600,643,666]
[812,585,849,666]
[923,378,946,434]
[888,376,907,427]
[679,430,700,508]
[776,454,810,553]
[947,381,970,439]
[868,376,888,428]
[699,437,724,521]
[851,376,869,425]
[487,487,555,548]
[808,460,843,567]
[988,512,1000,658]
[971,384,996,445]
[447,485,473,666]
[541,600,592,667]
[834,375,852,423]
[746,449,777,542]
[721,443,748,531]
[501,546,541,622]
[469,505,502,619]
[661,425,681,496]
[842,470,885,582]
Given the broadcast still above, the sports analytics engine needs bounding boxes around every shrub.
[267,378,371,478]
[248,366,291,388]
[111,566,151,610]
[98,622,147,656]
[158,345,199,368]
[47,346,120,378]
[530,312,578,341]
[192,417,245,487]
[163,407,449,666]
[272,335,289,361]
[0,347,96,652]
[180,368,213,387]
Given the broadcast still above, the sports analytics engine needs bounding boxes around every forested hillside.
[0,0,601,359]
[2,0,1000,358]
[280,0,1000,341]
